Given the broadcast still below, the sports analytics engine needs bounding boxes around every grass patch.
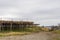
[24,27,41,32]
[0,26,41,37]
[0,32,31,37]
[52,30,60,34]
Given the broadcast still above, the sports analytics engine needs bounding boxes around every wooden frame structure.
[0,20,39,31]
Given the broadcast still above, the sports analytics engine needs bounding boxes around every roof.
[0,20,39,25]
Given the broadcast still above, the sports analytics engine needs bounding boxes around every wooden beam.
[0,23,1,32]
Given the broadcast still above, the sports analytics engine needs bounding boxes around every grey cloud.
[0,0,60,26]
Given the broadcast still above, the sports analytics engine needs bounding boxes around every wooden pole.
[0,23,1,32]
[10,23,12,32]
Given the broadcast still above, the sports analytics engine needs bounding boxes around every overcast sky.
[0,0,60,26]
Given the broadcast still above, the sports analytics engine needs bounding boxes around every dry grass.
[0,32,31,37]
[51,30,60,40]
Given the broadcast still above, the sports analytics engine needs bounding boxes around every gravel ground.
[0,32,52,40]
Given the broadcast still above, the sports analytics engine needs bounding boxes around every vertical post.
[19,24,20,30]
[0,23,1,32]
[1,23,4,32]
[10,23,12,32]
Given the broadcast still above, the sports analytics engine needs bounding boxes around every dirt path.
[0,32,52,40]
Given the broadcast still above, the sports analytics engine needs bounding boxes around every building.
[0,20,39,31]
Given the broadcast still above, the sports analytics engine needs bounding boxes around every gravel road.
[0,32,51,40]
